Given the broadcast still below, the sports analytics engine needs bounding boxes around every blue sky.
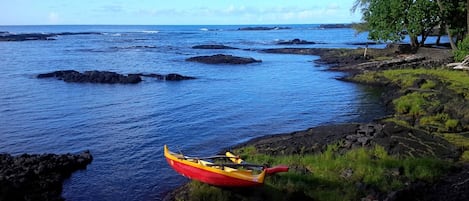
[0,0,362,25]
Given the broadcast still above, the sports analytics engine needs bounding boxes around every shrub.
[454,36,469,62]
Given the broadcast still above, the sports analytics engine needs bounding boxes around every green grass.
[184,145,451,201]
[393,92,427,116]
[382,69,469,100]
[420,113,459,132]
[443,134,469,149]
[443,134,469,162]
[354,69,469,96]
[461,151,469,162]
[180,68,468,200]
[352,69,469,132]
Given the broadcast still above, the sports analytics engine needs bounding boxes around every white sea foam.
[141,30,159,34]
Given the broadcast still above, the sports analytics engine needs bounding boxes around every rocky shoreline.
[164,45,469,201]
[4,38,467,200]
[0,151,92,201]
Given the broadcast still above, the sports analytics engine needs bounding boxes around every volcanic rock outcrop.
[186,54,261,64]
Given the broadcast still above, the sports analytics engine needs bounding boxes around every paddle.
[180,155,239,160]
[224,151,289,174]
[207,163,265,168]
[207,163,289,174]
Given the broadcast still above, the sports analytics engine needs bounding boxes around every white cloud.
[48,12,59,24]
[327,3,340,10]
[297,10,316,19]
[116,3,359,24]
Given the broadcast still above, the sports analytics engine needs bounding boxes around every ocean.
[0,24,387,200]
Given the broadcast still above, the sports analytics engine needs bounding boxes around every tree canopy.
[353,0,468,49]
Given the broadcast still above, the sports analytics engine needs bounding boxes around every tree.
[351,0,370,13]
[362,0,440,48]
[436,0,457,49]
[436,0,468,50]
[406,0,440,47]
[352,0,468,50]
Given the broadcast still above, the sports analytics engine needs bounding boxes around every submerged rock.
[0,151,92,201]
[186,54,262,64]
[192,45,238,49]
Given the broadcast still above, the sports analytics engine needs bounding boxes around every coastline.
[164,45,469,201]
[1,27,467,200]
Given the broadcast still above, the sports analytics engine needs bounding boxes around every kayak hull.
[164,145,265,187]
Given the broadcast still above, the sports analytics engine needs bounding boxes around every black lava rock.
[277,38,316,45]
[0,151,93,201]
[186,54,262,64]
[38,70,142,84]
[192,45,238,49]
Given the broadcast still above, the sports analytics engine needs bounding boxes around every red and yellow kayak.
[164,145,288,187]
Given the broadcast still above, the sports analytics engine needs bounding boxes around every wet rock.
[0,33,56,41]
[186,54,262,64]
[357,137,371,146]
[38,70,142,84]
[192,45,238,49]
[0,151,92,201]
[277,39,316,45]
[55,32,101,36]
[38,70,197,83]
[139,73,196,81]
[0,32,101,42]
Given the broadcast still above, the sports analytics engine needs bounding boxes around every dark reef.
[37,70,142,84]
[0,151,93,201]
[192,45,238,49]
[276,38,316,45]
[0,32,101,42]
[37,70,196,84]
[186,54,262,64]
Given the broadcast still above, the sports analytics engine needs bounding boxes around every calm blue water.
[0,25,386,201]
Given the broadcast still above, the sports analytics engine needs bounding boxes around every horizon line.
[0,22,360,27]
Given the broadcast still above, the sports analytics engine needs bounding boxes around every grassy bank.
[167,68,469,201]
[176,145,450,201]
[351,68,469,161]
